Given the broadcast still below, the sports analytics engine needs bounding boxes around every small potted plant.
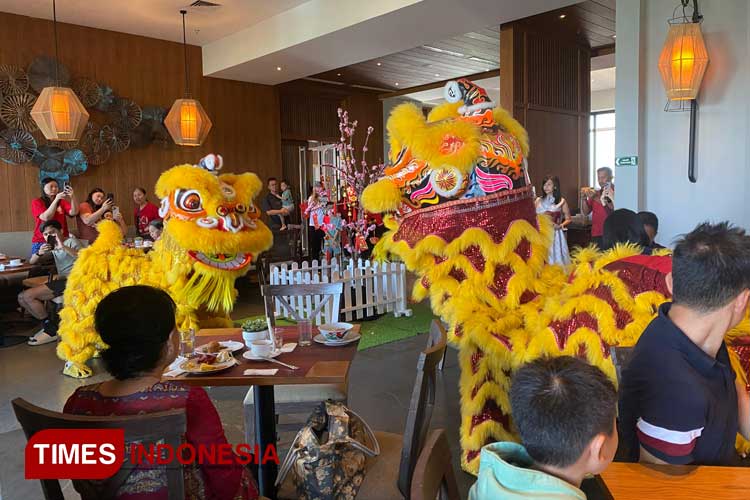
[241,318,268,346]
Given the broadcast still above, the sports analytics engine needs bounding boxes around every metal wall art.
[0,55,172,182]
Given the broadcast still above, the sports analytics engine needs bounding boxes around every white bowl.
[242,329,267,346]
[250,340,274,357]
[318,322,354,342]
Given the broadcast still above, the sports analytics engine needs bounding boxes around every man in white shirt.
[18,219,82,345]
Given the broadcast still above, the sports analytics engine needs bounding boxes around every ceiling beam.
[378,69,500,100]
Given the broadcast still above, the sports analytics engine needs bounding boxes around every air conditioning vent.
[189,0,221,7]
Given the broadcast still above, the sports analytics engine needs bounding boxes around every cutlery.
[260,357,298,370]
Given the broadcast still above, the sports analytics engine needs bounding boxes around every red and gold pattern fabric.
[363,79,750,474]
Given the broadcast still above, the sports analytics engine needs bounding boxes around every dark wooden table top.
[599,462,750,500]
[0,257,36,276]
[163,325,360,387]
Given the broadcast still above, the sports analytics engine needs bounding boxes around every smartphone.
[46,234,56,247]
[112,206,120,218]
[106,192,115,202]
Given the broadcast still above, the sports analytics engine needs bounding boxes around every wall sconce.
[658,0,708,183]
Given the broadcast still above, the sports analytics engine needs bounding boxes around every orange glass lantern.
[658,21,709,101]
[31,86,89,141]
[167,10,211,147]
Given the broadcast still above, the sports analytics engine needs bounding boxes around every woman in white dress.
[535,175,571,266]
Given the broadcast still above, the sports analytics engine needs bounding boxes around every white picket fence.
[269,259,412,322]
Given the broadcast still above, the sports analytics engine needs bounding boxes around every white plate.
[196,340,244,353]
[242,349,282,361]
[5,262,22,267]
[314,332,361,346]
[179,358,235,374]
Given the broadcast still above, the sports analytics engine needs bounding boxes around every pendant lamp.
[31,0,89,141]
[165,10,212,147]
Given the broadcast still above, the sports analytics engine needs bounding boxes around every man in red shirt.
[582,167,614,249]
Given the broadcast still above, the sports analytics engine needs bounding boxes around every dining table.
[595,461,750,499]
[163,324,361,499]
[0,256,41,347]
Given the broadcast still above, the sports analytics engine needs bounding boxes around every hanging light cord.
[181,10,190,97]
[53,0,60,86]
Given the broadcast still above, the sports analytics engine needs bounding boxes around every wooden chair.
[355,319,448,500]
[410,429,460,500]
[609,345,635,385]
[243,282,345,445]
[12,398,186,500]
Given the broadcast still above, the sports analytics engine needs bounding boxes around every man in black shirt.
[261,177,284,231]
[619,222,750,465]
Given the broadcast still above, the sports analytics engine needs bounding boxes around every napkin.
[164,356,187,377]
[281,343,297,353]
[244,369,278,376]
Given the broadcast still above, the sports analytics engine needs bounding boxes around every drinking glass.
[297,319,312,347]
[179,328,195,357]
[269,326,284,352]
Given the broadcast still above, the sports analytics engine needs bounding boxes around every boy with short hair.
[469,356,618,500]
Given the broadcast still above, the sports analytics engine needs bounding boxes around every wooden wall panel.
[0,12,281,233]
[500,22,590,211]
[525,109,581,208]
[278,80,384,167]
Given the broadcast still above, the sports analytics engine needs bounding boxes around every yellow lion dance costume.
[361,79,750,474]
[58,154,273,378]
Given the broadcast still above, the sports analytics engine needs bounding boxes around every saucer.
[314,332,361,346]
[242,349,282,361]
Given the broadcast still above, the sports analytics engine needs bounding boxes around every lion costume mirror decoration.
[58,154,273,378]
[361,79,750,473]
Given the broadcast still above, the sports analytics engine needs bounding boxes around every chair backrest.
[410,429,460,500]
[12,398,186,500]
[261,282,343,325]
[397,319,448,498]
[610,345,635,385]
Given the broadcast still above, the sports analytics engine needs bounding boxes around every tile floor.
[0,280,475,499]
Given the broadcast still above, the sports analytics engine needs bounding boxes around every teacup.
[9,259,21,266]
[250,340,274,358]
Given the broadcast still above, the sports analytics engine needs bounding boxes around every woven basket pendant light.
[31,0,89,141]
[165,10,212,147]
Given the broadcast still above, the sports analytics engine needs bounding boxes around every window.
[589,111,615,186]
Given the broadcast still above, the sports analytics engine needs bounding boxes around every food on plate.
[215,350,233,363]
[203,341,222,353]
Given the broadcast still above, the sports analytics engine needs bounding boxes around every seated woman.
[601,208,654,253]
[64,285,259,500]
[148,219,163,241]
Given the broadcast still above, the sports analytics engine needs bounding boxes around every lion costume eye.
[175,189,203,213]
[235,204,247,214]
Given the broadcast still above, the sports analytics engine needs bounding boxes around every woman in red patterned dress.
[64,285,259,500]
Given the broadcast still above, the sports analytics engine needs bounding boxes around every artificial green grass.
[234,301,434,351]
[356,301,433,351]
[233,316,297,327]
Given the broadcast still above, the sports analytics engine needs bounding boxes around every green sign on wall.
[615,156,638,167]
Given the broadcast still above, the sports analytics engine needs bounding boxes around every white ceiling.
[0,0,307,45]
[405,76,500,106]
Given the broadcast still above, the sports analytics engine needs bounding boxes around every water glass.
[297,319,312,346]
[179,328,195,357]
[271,327,284,352]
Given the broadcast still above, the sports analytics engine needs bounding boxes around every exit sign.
[616,156,638,167]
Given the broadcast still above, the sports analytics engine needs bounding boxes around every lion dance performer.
[361,79,750,473]
[58,154,273,378]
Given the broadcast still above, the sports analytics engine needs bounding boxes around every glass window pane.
[595,112,615,129]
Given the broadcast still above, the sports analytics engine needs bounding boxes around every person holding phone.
[20,220,82,345]
[581,167,615,249]
[30,178,78,256]
[76,188,125,242]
